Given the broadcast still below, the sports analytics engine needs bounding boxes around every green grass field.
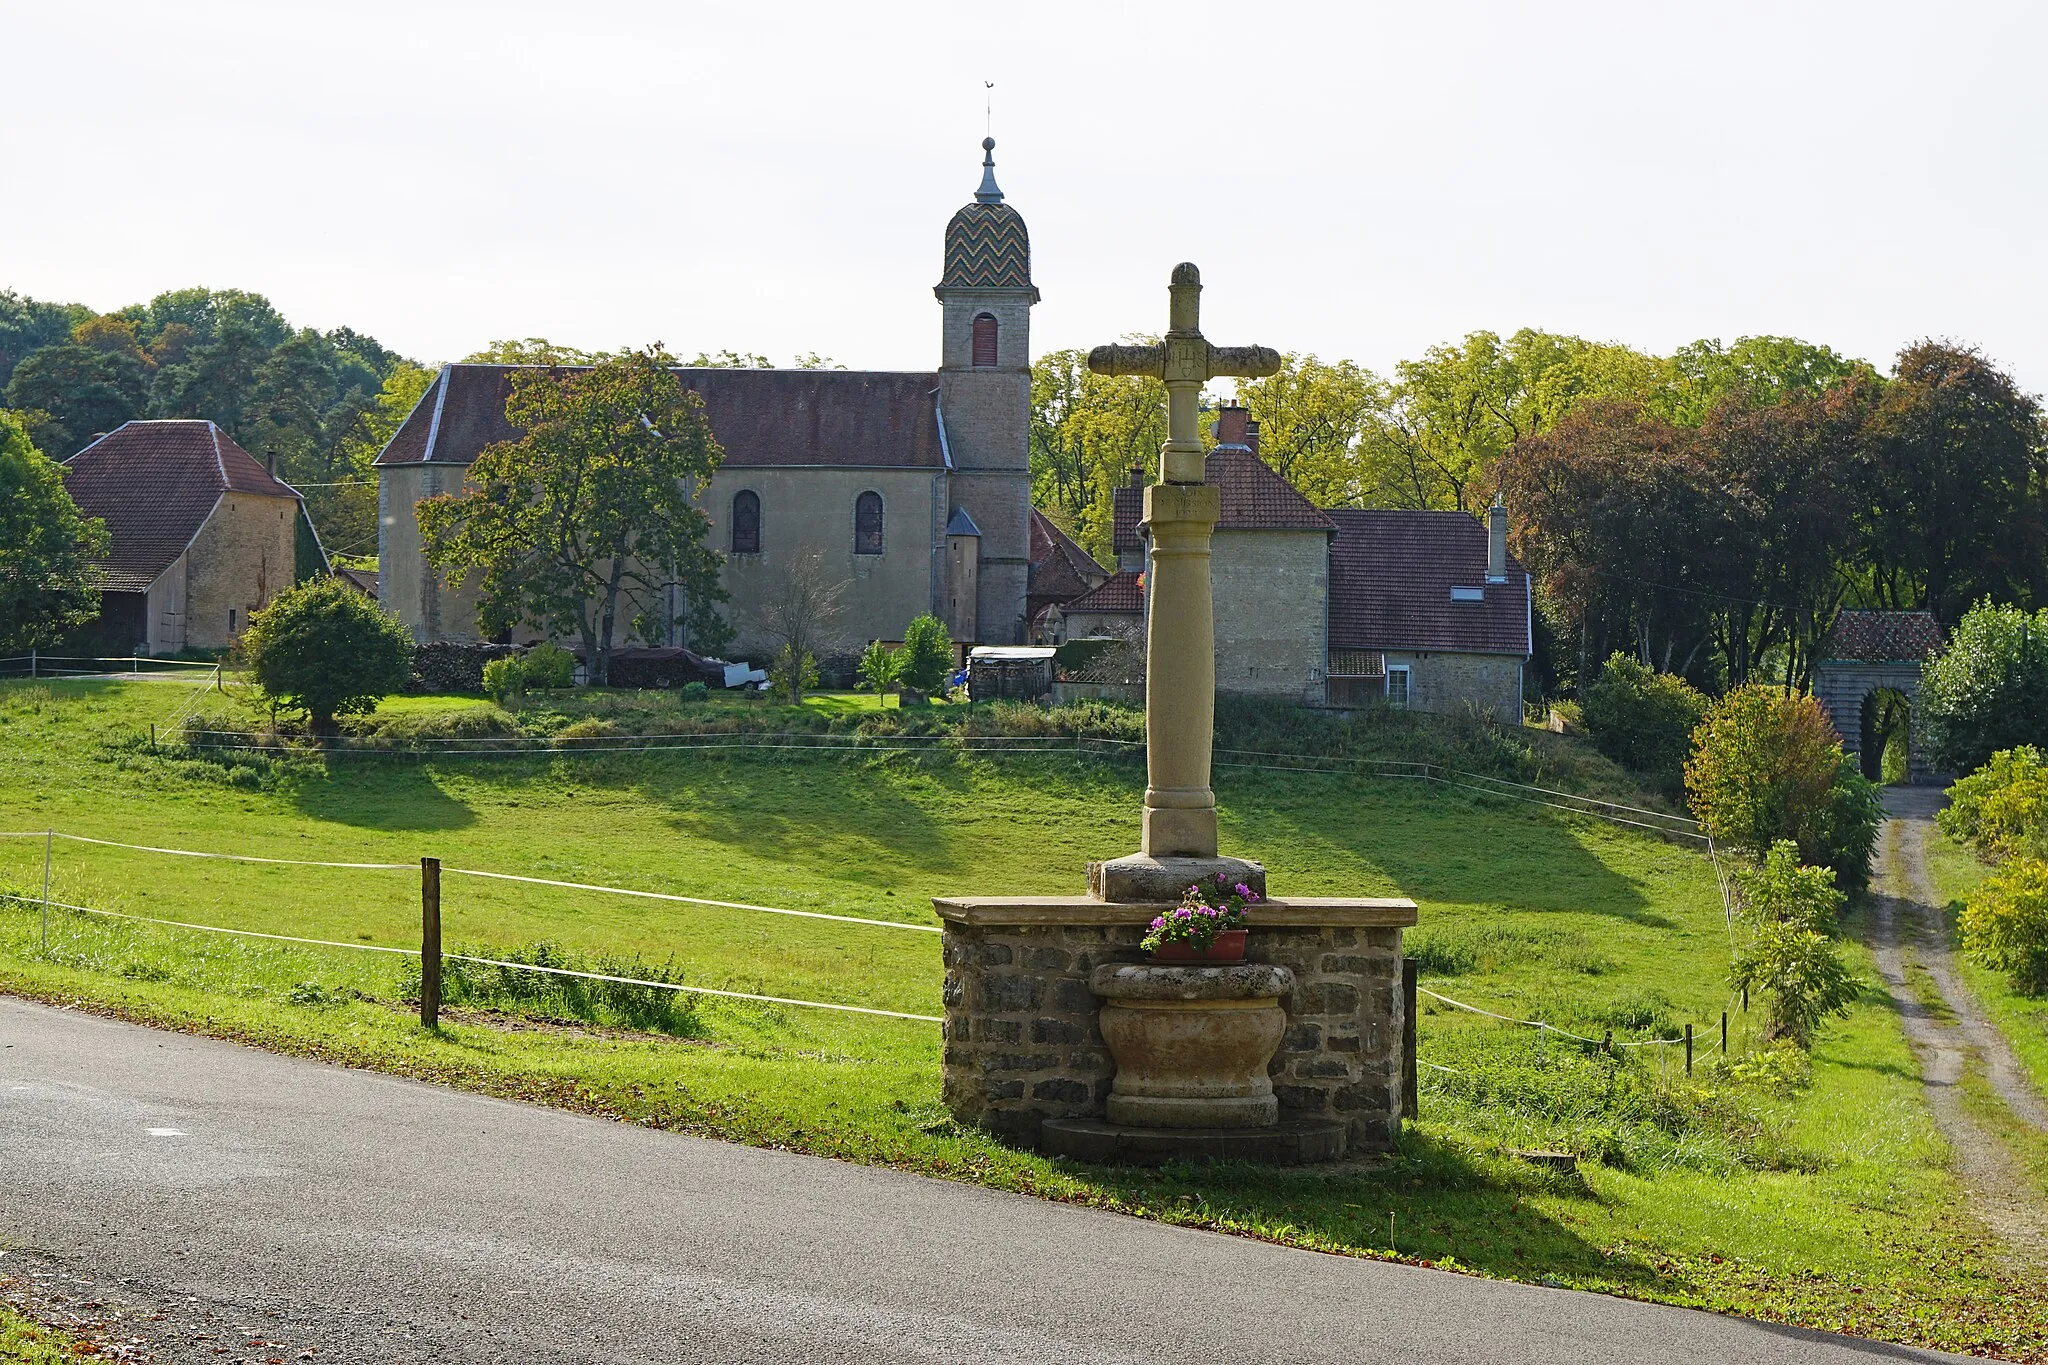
[2,677,2043,1359]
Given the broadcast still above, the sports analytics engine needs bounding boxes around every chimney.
[1487,494,1508,583]
[266,450,277,479]
[1214,404,1249,448]
[1245,418,1260,458]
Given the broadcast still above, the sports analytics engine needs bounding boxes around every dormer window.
[972,313,999,367]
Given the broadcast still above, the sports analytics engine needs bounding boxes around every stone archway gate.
[1812,610,1945,785]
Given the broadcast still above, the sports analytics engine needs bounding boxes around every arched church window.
[855,491,884,556]
[972,313,999,367]
[731,490,761,554]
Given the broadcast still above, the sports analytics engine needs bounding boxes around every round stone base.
[1041,1115,1348,1166]
[1105,1090,1277,1128]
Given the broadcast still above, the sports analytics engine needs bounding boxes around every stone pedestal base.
[1041,1115,1347,1166]
[1092,962,1291,1128]
[1090,854,1265,904]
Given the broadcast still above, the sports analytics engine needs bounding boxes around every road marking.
[146,1127,186,1137]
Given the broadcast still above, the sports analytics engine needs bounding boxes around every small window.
[971,313,999,367]
[731,490,760,554]
[228,609,237,631]
[1386,665,1411,706]
[1450,586,1485,603]
[855,491,884,555]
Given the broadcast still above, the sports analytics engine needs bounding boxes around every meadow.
[1,676,2042,1358]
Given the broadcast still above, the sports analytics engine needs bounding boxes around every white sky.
[5,0,2044,389]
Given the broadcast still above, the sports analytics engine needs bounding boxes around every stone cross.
[1088,264,1280,863]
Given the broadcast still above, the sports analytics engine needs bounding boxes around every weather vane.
[985,80,994,136]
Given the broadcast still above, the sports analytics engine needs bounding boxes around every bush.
[241,577,415,733]
[899,614,954,696]
[769,645,819,703]
[1730,842,1861,1046]
[556,717,625,748]
[1960,857,2048,995]
[482,655,524,703]
[1580,654,1708,795]
[523,643,577,690]
[1939,746,2048,862]
[680,681,709,702]
[1685,685,1882,891]
[345,705,523,745]
[1922,601,2048,774]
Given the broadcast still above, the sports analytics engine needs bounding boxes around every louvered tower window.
[731,490,761,554]
[855,491,884,555]
[972,313,999,367]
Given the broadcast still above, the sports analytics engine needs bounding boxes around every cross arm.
[1087,343,1166,378]
[1207,345,1283,379]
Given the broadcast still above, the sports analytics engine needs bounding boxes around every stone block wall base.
[1041,1115,1347,1166]
[1091,854,1266,902]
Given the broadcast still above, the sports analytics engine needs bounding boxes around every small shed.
[967,646,1055,703]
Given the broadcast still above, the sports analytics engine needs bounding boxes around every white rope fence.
[0,829,944,1024]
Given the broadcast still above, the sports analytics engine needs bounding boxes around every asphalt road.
[0,998,1966,1364]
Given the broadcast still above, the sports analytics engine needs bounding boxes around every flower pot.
[1148,928,1248,963]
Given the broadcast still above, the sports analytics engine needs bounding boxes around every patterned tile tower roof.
[941,138,1033,291]
[1821,609,1945,663]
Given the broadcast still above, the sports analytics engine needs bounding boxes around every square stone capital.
[1143,481,1221,527]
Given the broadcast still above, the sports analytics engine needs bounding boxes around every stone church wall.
[1213,528,1328,702]
[709,467,944,659]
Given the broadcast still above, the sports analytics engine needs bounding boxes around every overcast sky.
[6,1,2043,388]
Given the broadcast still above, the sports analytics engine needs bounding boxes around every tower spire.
[975,137,1003,204]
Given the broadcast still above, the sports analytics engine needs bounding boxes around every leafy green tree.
[1579,653,1708,795]
[1650,336,1868,427]
[416,350,730,686]
[898,614,954,697]
[0,289,91,392]
[1921,601,2048,772]
[3,344,147,454]
[855,639,902,694]
[1030,346,1172,563]
[1686,684,1882,890]
[0,412,109,651]
[463,339,613,365]
[1728,841,1860,1047]
[241,577,414,734]
[1233,354,1383,507]
[1860,342,2047,622]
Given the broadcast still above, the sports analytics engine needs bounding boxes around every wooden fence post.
[1401,957,1419,1122]
[420,856,441,1029]
[1602,1030,1612,1056]
[1685,1023,1694,1075]
[1721,1011,1728,1054]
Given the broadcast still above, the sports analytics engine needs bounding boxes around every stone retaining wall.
[940,917,1406,1153]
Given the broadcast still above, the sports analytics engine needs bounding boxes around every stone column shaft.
[1141,481,1221,858]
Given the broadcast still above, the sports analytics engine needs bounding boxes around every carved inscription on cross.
[1088,262,1280,485]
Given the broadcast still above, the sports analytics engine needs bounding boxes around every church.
[373,139,1038,655]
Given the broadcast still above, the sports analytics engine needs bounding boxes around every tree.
[897,614,954,697]
[3,344,147,454]
[0,289,91,393]
[240,577,414,735]
[1859,342,2047,623]
[1579,653,1708,796]
[0,412,109,652]
[1728,841,1860,1047]
[760,548,847,704]
[1233,354,1383,507]
[1685,684,1882,890]
[1921,601,2048,772]
[1649,336,1868,427]
[855,639,902,695]
[1029,346,1172,564]
[463,339,614,365]
[417,350,731,687]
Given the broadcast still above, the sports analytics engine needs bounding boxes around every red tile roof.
[1063,569,1144,615]
[1821,610,1944,664]
[1327,510,1531,657]
[61,421,300,592]
[1028,508,1105,609]
[1110,449,1335,553]
[374,364,947,470]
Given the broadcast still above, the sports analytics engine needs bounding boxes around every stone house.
[373,140,1038,660]
[1059,405,1532,719]
[60,419,318,654]
[1024,508,1109,641]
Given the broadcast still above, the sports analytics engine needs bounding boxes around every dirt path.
[1873,788,2048,1262]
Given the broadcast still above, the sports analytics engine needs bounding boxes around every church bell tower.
[935,137,1038,644]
